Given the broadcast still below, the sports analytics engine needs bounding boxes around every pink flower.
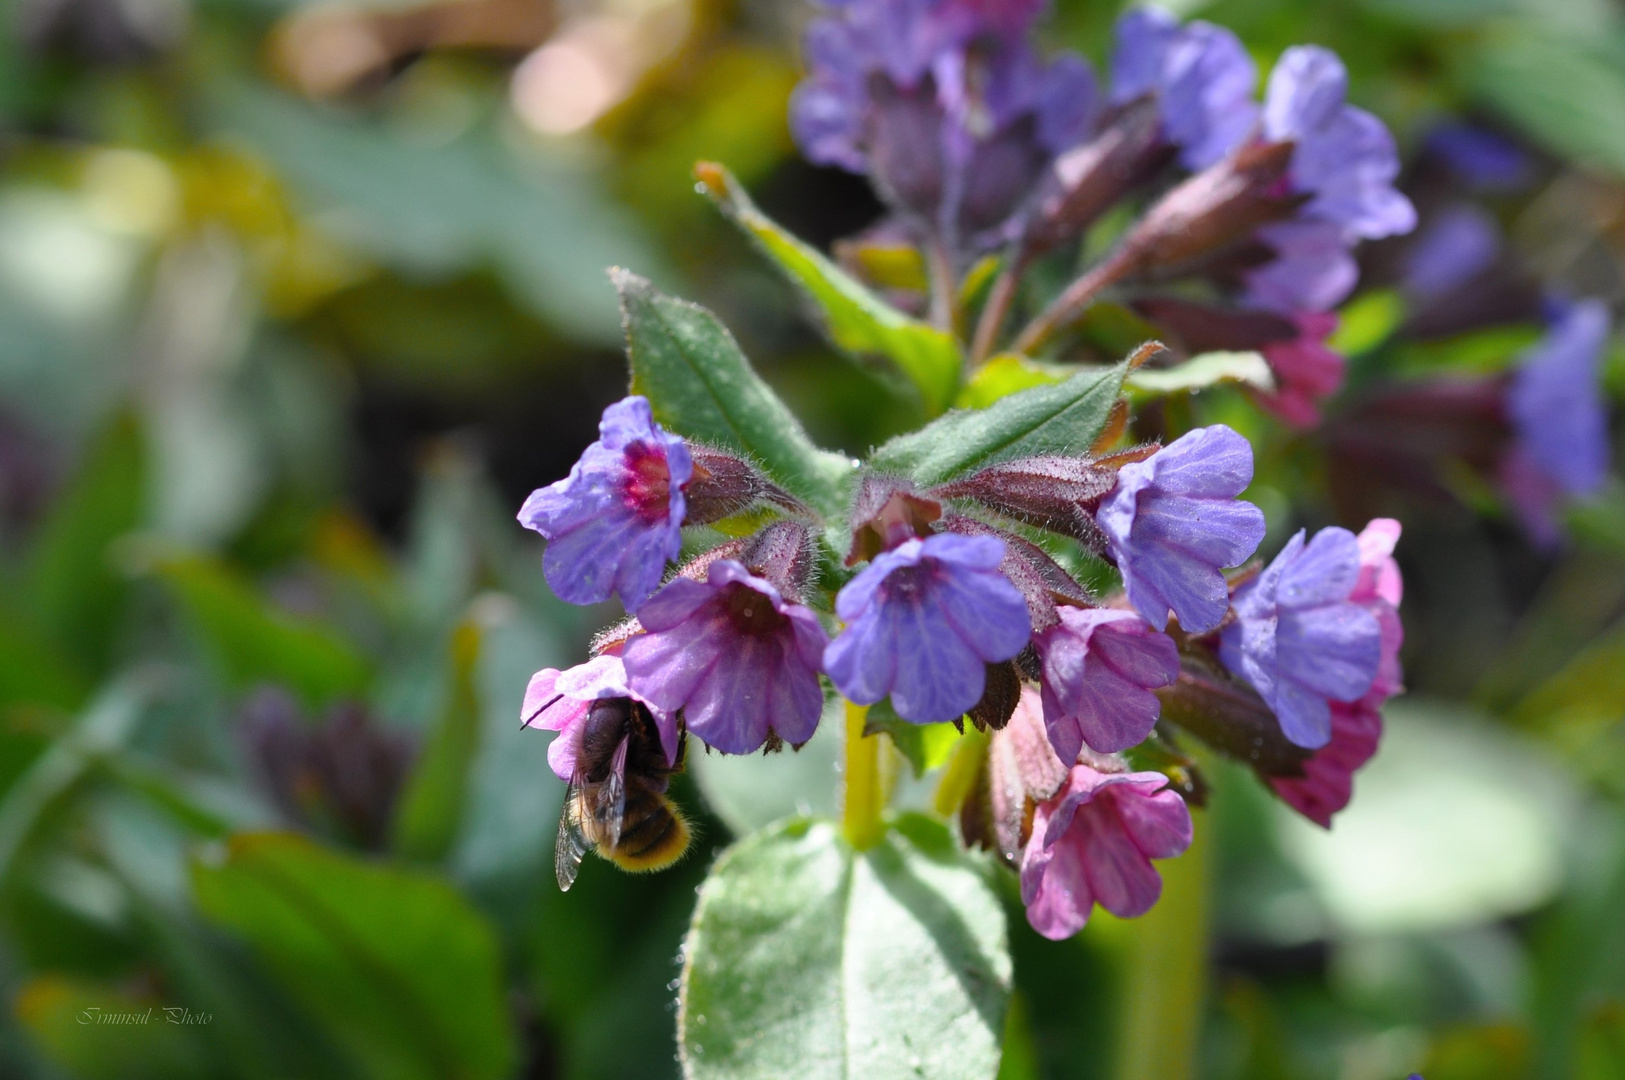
[1019,763,1193,939]
[1269,518,1403,827]
[521,654,677,781]
[1034,607,1180,760]
[1255,311,1345,429]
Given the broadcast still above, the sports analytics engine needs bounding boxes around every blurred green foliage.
[0,0,1621,1076]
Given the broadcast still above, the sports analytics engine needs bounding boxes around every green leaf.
[679,815,1010,1080]
[1468,25,1625,178]
[862,699,964,779]
[615,270,853,514]
[155,555,371,708]
[16,975,213,1079]
[697,163,962,414]
[191,832,515,1080]
[1388,323,1543,378]
[956,354,1068,410]
[1328,289,1406,357]
[1127,351,1274,396]
[392,622,483,862]
[870,362,1127,484]
[22,409,146,672]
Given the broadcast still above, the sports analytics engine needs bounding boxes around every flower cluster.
[798,1,1414,422]
[515,0,1418,940]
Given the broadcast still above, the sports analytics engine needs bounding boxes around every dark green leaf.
[869,362,1127,484]
[23,409,146,672]
[679,815,1010,1080]
[15,975,213,1079]
[155,555,371,708]
[697,163,962,414]
[190,832,515,1080]
[392,622,483,862]
[615,270,853,514]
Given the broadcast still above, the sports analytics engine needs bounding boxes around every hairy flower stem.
[1010,246,1137,356]
[931,726,990,818]
[969,246,1031,367]
[841,701,885,850]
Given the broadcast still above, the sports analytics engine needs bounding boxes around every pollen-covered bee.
[555,697,690,891]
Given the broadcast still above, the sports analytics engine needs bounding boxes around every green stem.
[1114,810,1209,1080]
[932,726,989,818]
[841,701,885,850]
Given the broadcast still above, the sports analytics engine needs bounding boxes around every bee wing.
[554,781,592,892]
[600,735,630,853]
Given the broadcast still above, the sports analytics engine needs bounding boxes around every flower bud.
[684,445,809,526]
[739,520,819,604]
[1026,97,1171,254]
[932,455,1122,551]
[940,513,1090,632]
[1153,653,1312,778]
[846,474,943,565]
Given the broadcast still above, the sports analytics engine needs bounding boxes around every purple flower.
[1019,763,1193,939]
[622,560,829,755]
[1035,607,1179,761]
[1403,204,1501,302]
[1261,46,1416,242]
[1219,527,1381,749]
[522,654,679,781]
[1507,299,1611,500]
[518,397,692,609]
[1096,425,1266,634]
[790,0,1096,247]
[1243,219,1358,314]
[1109,7,1258,170]
[825,533,1031,723]
[1425,122,1531,192]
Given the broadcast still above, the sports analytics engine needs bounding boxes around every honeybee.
[555,697,691,891]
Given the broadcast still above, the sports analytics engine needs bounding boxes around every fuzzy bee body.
[555,698,689,891]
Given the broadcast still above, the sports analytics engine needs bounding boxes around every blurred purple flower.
[1108,6,1258,170]
[1403,204,1502,302]
[824,533,1031,723]
[1035,607,1179,761]
[1426,122,1531,192]
[1096,425,1266,634]
[1020,763,1193,939]
[623,560,829,755]
[1507,299,1611,499]
[1243,219,1359,314]
[518,396,692,609]
[1269,518,1403,825]
[791,0,1095,247]
[523,654,678,780]
[1261,46,1415,242]
[1220,527,1381,749]
[1255,310,1345,428]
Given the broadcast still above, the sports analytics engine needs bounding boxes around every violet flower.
[518,396,692,609]
[1269,518,1403,825]
[1255,311,1345,428]
[1096,425,1266,634]
[1034,607,1180,761]
[1506,299,1611,500]
[1220,526,1381,749]
[1243,219,1359,315]
[791,0,1095,248]
[1402,204,1501,302]
[1260,46,1415,243]
[623,560,829,755]
[522,654,679,781]
[824,533,1031,723]
[1108,6,1258,170]
[1020,763,1193,939]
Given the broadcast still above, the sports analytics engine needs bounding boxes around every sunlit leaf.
[1127,351,1274,395]
[616,270,853,515]
[697,162,962,415]
[862,698,964,779]
[680,815,1010,1080]
[191,832,514,1080]
[871,361,1127,484]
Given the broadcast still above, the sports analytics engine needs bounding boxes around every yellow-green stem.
[1114,810,1210,1080]
[932,726,989,818]
[841,701,885,850]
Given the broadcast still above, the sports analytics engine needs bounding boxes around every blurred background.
[0,0,1622,1076]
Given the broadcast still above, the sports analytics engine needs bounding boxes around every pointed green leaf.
[697,163,962,414]
[392,621,483,861]
[615,269,852,515]
[1126,351,1274,395]
[679,815,1010,1080]
[191,833,515,1080]
[870,362,1127,484]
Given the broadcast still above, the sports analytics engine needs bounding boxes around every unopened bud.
[1154,653,1312,778]
[846,474,943,565]
[933,455,1120,550]
[1027,98,1171,254]
[941,514,1090,631]
[684,446,812,525]
[739,520,819,603]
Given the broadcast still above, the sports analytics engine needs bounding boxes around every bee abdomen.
[606,788,691,873]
